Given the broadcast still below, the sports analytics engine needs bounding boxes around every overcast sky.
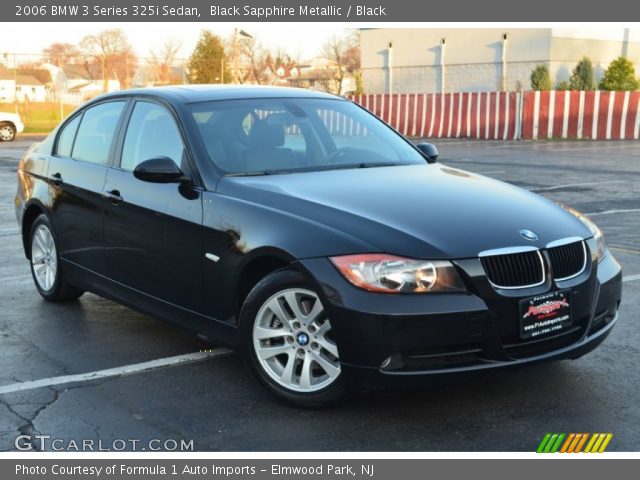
[0,23,351,61]
[0,24,637,64]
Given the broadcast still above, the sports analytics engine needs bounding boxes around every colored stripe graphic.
[574,433,590,453]
[538,433,613,453]
[537,433,564,453]
[537,433,552,453]
[560,433,575,453]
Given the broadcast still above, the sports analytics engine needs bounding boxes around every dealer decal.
[523,298,570,319]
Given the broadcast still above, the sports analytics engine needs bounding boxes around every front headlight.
[561,205,607,262]
[330,254,466,293]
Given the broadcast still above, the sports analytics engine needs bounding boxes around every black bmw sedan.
[15,86,622,407]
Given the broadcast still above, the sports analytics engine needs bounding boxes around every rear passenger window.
[71,102,126,164]
[55,115,80,157]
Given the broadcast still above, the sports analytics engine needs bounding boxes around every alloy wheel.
[31,224,57,291]
[252,288,340,393]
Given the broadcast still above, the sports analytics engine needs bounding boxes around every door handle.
[48,172,63,186]
[102,189,123,205]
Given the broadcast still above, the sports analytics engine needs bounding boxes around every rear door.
[47,100,127,274]
[102,99,204,312]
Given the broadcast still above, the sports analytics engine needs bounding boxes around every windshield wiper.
[354,162,404,169]
[225,162,406,177]
[225,170,278,177]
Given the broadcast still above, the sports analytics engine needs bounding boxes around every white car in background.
[0,112,24,141]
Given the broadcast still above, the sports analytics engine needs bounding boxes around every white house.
[0,65,16,102]
[15,75,46,102]
[64,64,120,92]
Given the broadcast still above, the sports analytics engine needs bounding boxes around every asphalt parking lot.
[1,137,639,452]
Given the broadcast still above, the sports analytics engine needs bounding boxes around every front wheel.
[239,269,349,407]
[0,122,16,142]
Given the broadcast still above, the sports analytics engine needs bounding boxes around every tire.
[28,214,83,302]
[0,122,17,142]
[238,268,350,407]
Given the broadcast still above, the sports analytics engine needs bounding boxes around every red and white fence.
[522,90,640,140]
[347,91,640,140]
[348,93,522,140]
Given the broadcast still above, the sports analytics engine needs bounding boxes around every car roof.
[96,85,345,104]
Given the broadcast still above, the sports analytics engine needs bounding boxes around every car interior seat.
[243,119,296,172]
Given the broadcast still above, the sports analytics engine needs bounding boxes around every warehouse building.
[360,28,640,93]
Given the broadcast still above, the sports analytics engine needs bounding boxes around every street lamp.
[232,28,254,84]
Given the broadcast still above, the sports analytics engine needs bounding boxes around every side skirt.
[62,258,238,349]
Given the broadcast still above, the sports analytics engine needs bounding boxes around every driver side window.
[120,101,185,172]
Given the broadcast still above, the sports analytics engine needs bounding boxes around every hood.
[218,164,592,259]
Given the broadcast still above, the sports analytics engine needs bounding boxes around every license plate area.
[519,289,572,340]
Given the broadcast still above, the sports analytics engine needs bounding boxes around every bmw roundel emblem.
[519,229,539,241]
[297,333,309,346]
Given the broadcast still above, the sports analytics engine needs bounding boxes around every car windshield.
[189,98,426,175]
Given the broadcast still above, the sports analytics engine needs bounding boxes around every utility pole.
[232,28,239,84]
[440,38,446,94]
[501,33,508,92]
[387,42,393,95]
[231,29,254,84]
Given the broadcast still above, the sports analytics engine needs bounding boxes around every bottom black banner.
[1,459,637,480]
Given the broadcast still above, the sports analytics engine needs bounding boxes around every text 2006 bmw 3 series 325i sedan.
[15,86,622,407]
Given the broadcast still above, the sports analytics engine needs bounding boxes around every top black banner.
[6,0,640,22]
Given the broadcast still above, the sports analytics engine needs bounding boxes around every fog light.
[380,357,392,369]
[380,354,403,370]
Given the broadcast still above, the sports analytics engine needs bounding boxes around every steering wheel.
[325,147,358,164]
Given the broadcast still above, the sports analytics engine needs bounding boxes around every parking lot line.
[531,180,626,192]
[585,208,640,216]
[0,273,32,283]
[623,274,640,283]
[0,350,231,395]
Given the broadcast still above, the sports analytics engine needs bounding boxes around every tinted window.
[190,98,425,175]
[55,115,81,157]
[72,101,126,164]
[121,102,185,171]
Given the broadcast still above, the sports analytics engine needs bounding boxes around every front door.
[102,100,203,312]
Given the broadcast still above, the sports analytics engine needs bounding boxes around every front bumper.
[298,248,622,391]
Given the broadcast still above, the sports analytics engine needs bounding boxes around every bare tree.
[320,33,360,95]
[42,43,82,67]
[238,38,273,85]
[81,29,136,92]
[149,38,183,84]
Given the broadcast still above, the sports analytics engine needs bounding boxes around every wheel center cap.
[296,332,309,346]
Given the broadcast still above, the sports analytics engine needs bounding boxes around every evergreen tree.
[599,56,639,91]
[187,30,230,84]
[569,57,595,91]
[530,65,552,90]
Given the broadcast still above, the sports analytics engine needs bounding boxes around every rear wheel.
[0,122,16,142]
[29,214,83,302]
[239,269,349,407]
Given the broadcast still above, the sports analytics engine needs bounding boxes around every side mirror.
[133,157,186,183]
[416,143,439,162]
